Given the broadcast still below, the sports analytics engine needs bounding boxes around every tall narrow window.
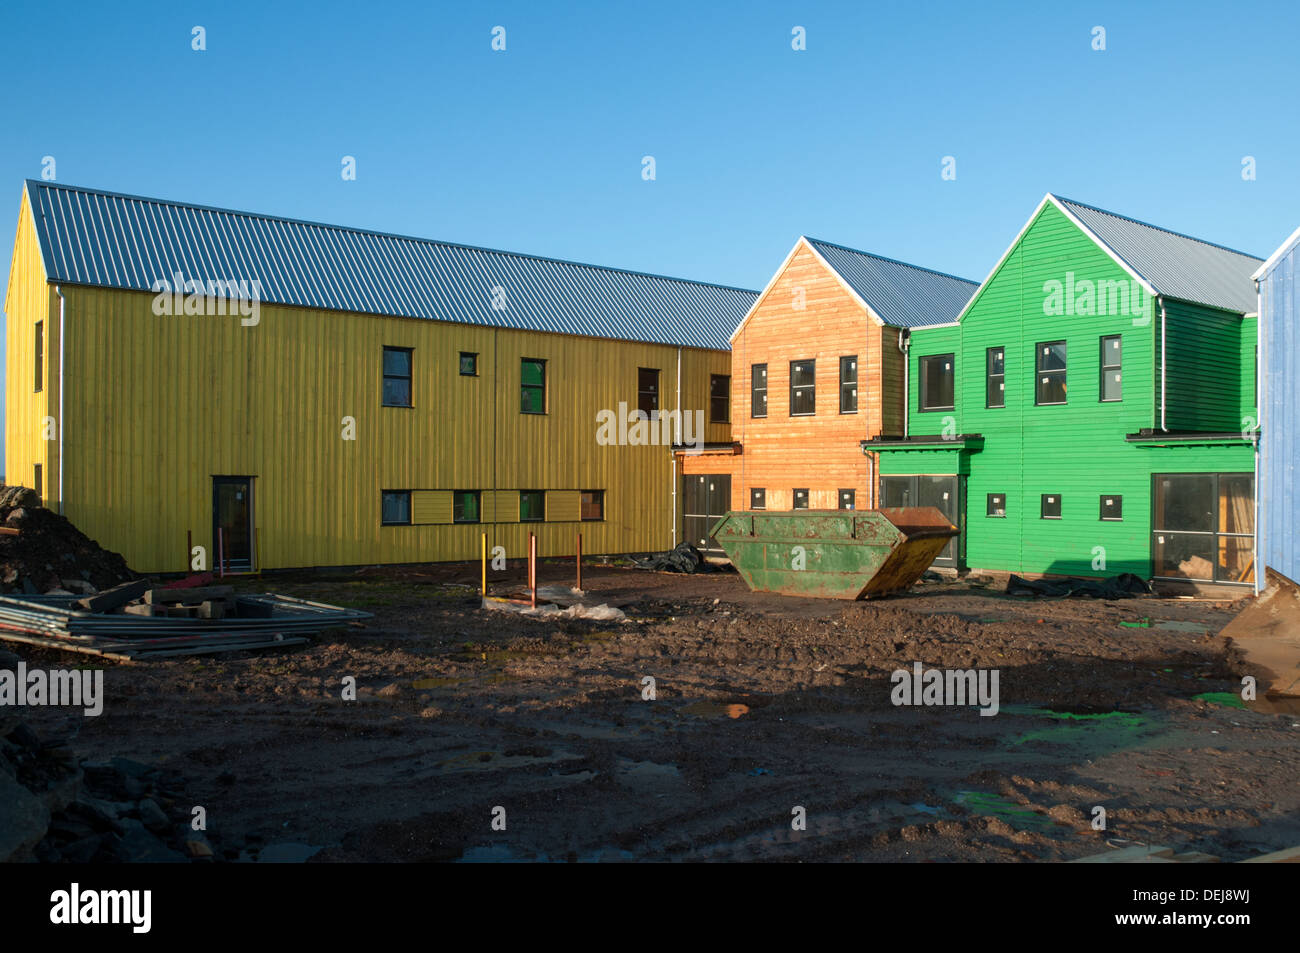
[521,358,546,414]
[986,347,1004,408]
[839,356,858,413]
[920,354,954,411]
[792,488,809,510]
[790,360,815,416]
[1100,335,1122,402]
[33,464,42,504]
[1035,341,1067,405]
[710,375,730,423]
[751,488,766,510]
[382,347,412,406]
[751,364,768,418]
[34,321,44,393]
[638,368,659,417]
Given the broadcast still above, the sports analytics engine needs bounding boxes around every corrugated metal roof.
[23,180,756,351]
[804,238,978,328]
[1054,196,1262,314]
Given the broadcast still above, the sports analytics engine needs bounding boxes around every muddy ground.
[11,561,1300,862]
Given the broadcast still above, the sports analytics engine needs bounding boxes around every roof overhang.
[1125,430,1257,448]
[861,435,984,452]
[1253,225,1300,281]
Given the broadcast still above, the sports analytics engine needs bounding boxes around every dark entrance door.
[683,474,731,555]
[880,474,963,568]
[213,477,255,573]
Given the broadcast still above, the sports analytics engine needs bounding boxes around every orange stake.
[576,533,582,591]
[529,533,537,608]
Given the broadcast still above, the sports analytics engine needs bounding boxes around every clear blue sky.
[2,0,1298,458]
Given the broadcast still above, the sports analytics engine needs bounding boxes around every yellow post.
[481,532,487,597]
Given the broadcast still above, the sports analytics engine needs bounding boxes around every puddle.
[1193,691,1247,710]
[681,701,750,719]
[953,791,1057,830]
[1000,704,1153,747]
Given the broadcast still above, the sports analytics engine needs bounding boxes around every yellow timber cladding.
[6,272,730,572]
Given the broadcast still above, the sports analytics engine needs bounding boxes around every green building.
[866,195,1260,588]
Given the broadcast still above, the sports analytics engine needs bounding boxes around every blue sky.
[2,0,1298,456]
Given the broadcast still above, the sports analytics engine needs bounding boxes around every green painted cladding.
[1162,300,1255,432]
[889,202,1254,578]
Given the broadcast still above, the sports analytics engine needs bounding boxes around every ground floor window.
[580,490,604,521]
[1153,473,1254,583]
[792,488,809,510]
[838,489,855,510]
[751,488,765,510]
[519,490,545,522]
[987,493,1005,517]
[381,490,411,525]
[453,490,480,523]
[1041,494,1062,519]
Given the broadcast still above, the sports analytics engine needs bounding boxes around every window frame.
[453,490,481,524]
[520,358,547,415]
[987,493,1006,518]
[838,488,856,510]
[986,346,1005,409]
[1099,335,1122,403]
[459,351,478,377]
[637,367,660,418]
[1099,494,1123,521]
[34,321,44,393]
[519,489,546,522]
[789,360,816,416]
[1040,493,1062,520]
[1035,340,1067,406]
[381,490,412,525]
[710,374,731,423]
[919,353,955,412]
[750,487,766,510]
[580,490,605,522]
[839,355,858,414]
[792,488,809,510]
[751,364,768,418]
[381,346,413,407]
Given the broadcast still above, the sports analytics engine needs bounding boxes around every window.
[839,356,858,413]
[34,321,44,393]
[580,490,604,521]
[710,375,730,423]
[381,491,411,525]
[519,490,545,522]
[790,360,815,416]
[33,464,42,504]
[521,359,546,414]
[637,368,659,417]
[986,347,1004,408]
[751,364,767,418]
[1153,473,1254,583]
[792,488,809,510]
[1100,495,1122,521]
[1100,335,1122,402]
[920,354,954,411]
[751,487,766,510]
[453,491,480,523]
[987,493,1006,517]
[459,352,478,376]
[838,489,856,510]
[382,347,412,407]
[1040,494,1062,519]
[1035,341,1067,405]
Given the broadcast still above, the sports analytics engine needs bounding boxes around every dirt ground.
[12,561,1300,863]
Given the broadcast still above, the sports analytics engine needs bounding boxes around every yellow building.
[4,181,754,573]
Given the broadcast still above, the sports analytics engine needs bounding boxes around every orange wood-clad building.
[677,237,977,558]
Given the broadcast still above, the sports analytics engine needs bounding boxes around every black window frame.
[382,346,413,407]
[987,493,1006,517]
[1099,335,1122,402]
[839,355,858,414]
[710,374,730,423]
[838,488,856,510]
[750,487,766,510]
[1040,494,1062,520]
[1152,472,1255,584]
[521,358,547,415]
[381,490,412,525]
[1035,340,1067,406]
[580,490,605,522]
[1099,494,1123,521]
[986,346,1004,409]
[519,489,546,522]
[789,359,816,416]
[919,353,955,412]
[751,364,768,418]
[637,367,660,417]
[459,351,478,377]
[34,321,44,393]
[453,490,481,524]
[792,488,810,510]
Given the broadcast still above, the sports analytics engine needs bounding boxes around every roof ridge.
[1051,193,1263,262]
[24,179,760,295]
[803,235,978,286]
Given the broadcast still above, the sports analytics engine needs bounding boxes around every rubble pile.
[0,486,136,596]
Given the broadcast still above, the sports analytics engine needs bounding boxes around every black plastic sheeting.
[634,542,716,573]
[1006,573,1153,599]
